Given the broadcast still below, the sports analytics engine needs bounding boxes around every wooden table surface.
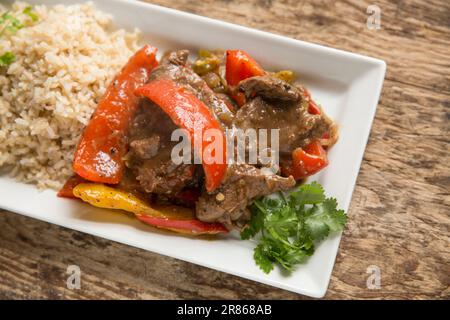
[0,0,449,300]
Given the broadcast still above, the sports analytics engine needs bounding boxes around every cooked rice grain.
[0,2,140,189]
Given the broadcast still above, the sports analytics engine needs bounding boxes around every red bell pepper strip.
[225,50,265,106]
[57,175,87,199]
[281,140,329,180]
[135,79,227,192]
[231,92,247,107]
[73,45,158,184]
[225,50,265,86]
[135,213,228,235]
[303,89,332,143]
[304,89,321,115]
[308,100,321,115]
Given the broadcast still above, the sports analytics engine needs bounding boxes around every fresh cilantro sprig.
[0,51,15,66]
[241,181,347,273]
[0,11,24,37]
[0,6,39,67]
[23,6,39,22]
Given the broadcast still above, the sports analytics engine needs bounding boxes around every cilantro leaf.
[0,12,23,37]
[264,205,297,239]
[241,205,264,239]
[0,52,15,67]
[289,181,325,207]
[0,6,38,39]
[254,243,274,273]
[0,12,12,24]
[241,181,347,274]
[0,6,38,68]
[23,6,39,22]
[305,198,347,241]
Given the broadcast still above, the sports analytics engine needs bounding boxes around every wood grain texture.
[0,0,449,299]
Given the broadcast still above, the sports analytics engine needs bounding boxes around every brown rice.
[0,1,140,189]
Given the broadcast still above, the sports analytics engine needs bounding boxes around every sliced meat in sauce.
[196,74,335,227]
[125,50,336,229]
[125,100,196,195]
[125,50,237,198]
[238,75,300,102]
[129,135,160,160]
[234,76,334,153]
[148,50,235,127]
[161,49,189,66]
[196,164,295,228]
[136,157,195,195]
[125,50,234,196]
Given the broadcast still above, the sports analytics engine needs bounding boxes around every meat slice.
[161,49,189,66]
[136,155,195,195]
[196,164,295,228]
[234,96,331,153]
[126,50,237,196]
[238,75,300,102]
[125,101,195,195]
[129,135,160,160]
[195,74,334,228]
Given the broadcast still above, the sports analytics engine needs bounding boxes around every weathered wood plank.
[145,0,450,93]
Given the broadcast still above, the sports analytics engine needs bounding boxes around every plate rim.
[0,0,387,298]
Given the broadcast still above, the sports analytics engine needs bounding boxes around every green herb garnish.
[241,181,347,273]
[23,6,39,22]
[0,11,24,37]
[0,51,15,66]
[0,6,39,67]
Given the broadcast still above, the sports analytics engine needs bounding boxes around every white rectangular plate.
[0,0,386,298]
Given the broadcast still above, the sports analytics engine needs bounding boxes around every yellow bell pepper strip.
[72,183,228,235]
[73,45,158,185]
[135,78,227,193]
[73,183,163,216]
